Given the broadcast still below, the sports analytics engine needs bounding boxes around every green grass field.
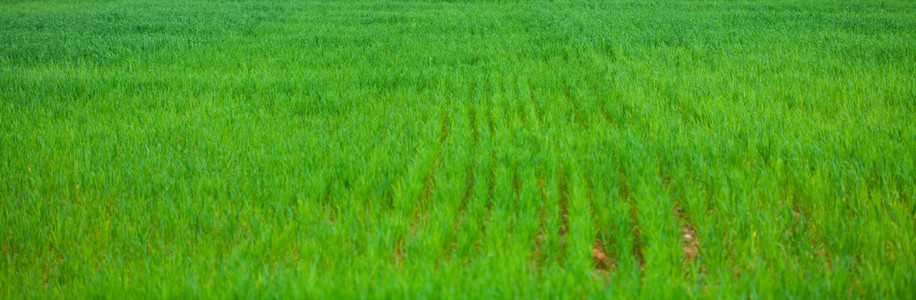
[2,0,915,298]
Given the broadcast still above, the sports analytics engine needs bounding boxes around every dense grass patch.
[2,0,915,298]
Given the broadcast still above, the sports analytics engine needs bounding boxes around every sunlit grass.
[1,0,915,298]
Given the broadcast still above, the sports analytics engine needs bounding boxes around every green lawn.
[2,0,915,298]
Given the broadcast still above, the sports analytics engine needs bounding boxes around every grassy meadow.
[2,0,915,298]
